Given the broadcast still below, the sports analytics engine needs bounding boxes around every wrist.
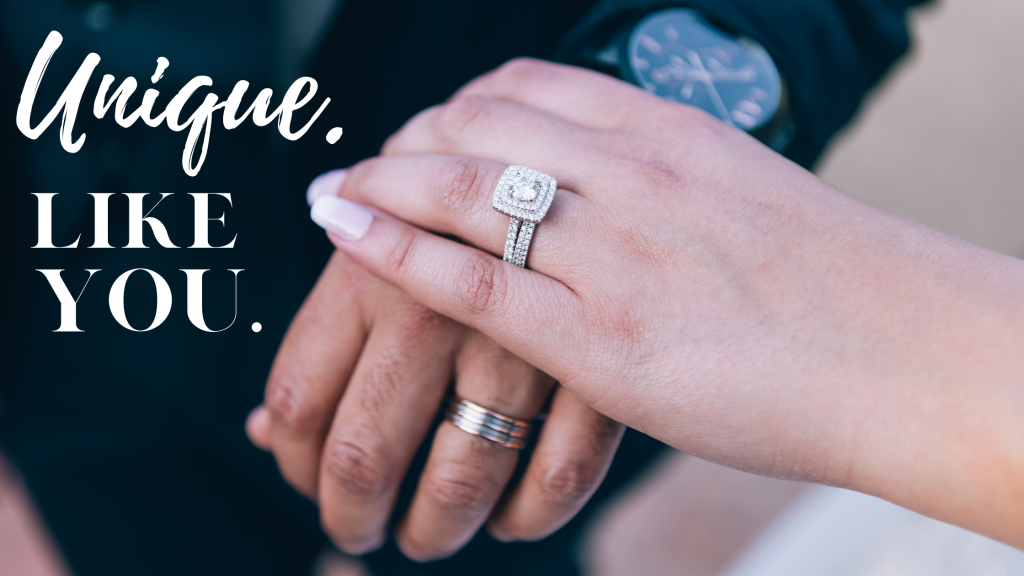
[787,186,1024,543]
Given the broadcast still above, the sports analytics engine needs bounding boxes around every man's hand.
[246,233,623,560]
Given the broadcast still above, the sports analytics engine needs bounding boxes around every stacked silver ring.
[492,165,557,268]
[445,396,531,450]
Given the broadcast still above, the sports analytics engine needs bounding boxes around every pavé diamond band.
[492,165,557,268]
[444,396,532,450]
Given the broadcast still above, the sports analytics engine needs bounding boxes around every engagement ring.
[492,165,556,268]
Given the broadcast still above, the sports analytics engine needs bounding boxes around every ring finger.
[331,154,586,273]
[488,386,624,541]
[395,331,553,560]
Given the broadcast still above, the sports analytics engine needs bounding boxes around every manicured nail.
[310,196,373,240]
[306,168,348,206]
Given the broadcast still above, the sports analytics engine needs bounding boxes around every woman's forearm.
[788,187,1024,545]
[307,59,1024,547]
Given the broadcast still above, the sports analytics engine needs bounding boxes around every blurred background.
[2,0,1022,573]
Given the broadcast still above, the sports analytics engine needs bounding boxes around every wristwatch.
[569,8,794,152]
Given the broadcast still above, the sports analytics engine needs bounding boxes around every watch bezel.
[620,8,787,138]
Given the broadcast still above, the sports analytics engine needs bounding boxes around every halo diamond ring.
[492,165,557,268]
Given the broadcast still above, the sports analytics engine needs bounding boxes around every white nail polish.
[306,168,348,206]
[310,196,373,240]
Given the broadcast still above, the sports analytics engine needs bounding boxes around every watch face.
[626,9,782,132]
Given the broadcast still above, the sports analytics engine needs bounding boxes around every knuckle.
[435,156,489,217]
[455,252,506,315]
[438,95,491,139]
[493,57,550,84]
[424,468,495,517]
[383,225,418,278]
[620,154,684,190]
[264,373,326,435]
[537,462,602,508]
[356,346,406,419]
[324,436,393,501]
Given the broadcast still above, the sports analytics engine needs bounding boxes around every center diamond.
[510,178,539,202]
[492,165,556,223]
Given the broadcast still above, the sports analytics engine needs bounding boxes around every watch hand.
[658,57,754,84]
[686,50,734,126]
[703,67,757,82]
[669,68,756,83]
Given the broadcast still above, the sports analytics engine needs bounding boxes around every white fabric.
[720,485,1024,576]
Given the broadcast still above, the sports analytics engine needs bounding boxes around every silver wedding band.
[492,165,557,268]
[444,396,532,450]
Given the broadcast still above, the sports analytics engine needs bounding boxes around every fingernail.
[310,196,374,240]
[306,168,348,206]
[487,522,515,543]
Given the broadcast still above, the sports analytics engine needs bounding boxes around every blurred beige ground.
[2,0,1022,574]
[818,0,1024,258]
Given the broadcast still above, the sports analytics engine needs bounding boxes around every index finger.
[263,251,370,497]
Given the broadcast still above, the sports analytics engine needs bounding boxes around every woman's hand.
[309,59,1024,547]
[246,241,623,560]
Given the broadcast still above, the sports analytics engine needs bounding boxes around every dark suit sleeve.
[555,0,932,168]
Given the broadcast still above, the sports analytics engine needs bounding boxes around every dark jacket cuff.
[555,0,930,168]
